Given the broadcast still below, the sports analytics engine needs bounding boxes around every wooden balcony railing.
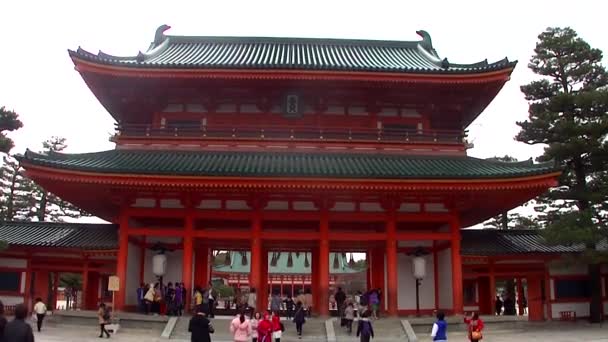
[114,124,466,145]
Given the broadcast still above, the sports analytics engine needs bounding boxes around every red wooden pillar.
[370,248,385,299]
[115,210,129,311]
[489,260,496,315]
[86,272,100,309]
[318,208,330,316]
[516,278,525,315]
[82,260,89,310]
[33,270,49,308]
[250,206,263,310]
[260,247,269,311]
[450,215,464,315]
[194,246,210,289]
[433,242,439,311]
[24,257,32,311]
[366,250,372,291]
[139,236,146,285]
[52,272,59,310]
[527,276,544,321]
[182,210,194,312]
[386,209,398,316]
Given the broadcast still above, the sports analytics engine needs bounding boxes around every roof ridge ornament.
[153,24,172,48]
[415,30,438,58]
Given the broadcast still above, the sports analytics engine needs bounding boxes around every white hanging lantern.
[153,254,167,277]
[412,256,426,280]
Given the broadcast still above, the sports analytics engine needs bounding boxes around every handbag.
[471,330,483,340]
[208,322,214,334]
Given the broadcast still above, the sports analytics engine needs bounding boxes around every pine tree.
[483,156,541,230]
[516,27,608,322]
[0,155,35,221]
[0,106,23,154]
[28,137,89,221]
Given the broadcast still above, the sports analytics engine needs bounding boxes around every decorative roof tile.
[0,221,117,250]
[69,26,516,75]
[18,150,558,180]
[460,229,582,255]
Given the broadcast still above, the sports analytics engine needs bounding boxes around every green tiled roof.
[18,150,558,180]
[214,251,360,274]
[69,26,516,75]
[0,221,117,250]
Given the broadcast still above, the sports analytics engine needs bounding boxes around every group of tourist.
[187,304,306,342]
[137,281,188,316]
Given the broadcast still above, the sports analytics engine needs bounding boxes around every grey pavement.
[31,318,608,342]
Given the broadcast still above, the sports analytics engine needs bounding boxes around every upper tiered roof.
[70,25,516,75]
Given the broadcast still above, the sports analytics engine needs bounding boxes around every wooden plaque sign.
[108,275,120,291]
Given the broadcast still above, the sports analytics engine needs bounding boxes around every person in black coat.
[189,307,213,342]
[3,304,34,342]
[0,300,7,338]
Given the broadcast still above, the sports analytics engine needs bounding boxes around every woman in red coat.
[464,312,484,342]
[257,312,274,342]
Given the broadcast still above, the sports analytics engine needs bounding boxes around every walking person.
[430,311,447,342]
[271,311,283,342]
[494,295,503,315]
[464,312,484,342]
[230,310,252,342]
[144,283,154,315]
[248,289,257,317]
[369,290,379,320]
[293,301,306,339]
[136,283,145,313]
[335,287,346,320]
[344,302,355,334]
[250,312,261,342]
[97,302,111,338]
[204,282,217,318]
[283,294,295,320]
[3,304,34,342]
[0,300,7,337]
[33,297,47,332]
[270,292,282,316]
[257,312,273,342]
[356,310,374,342]
[175,283,184,316]
[188,308,213,342]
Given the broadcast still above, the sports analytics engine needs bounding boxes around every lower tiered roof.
[19,149,557,179]
[0,221,584,256]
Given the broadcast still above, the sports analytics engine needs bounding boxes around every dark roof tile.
[0,221,117,250]
[460,229,582,255]
[68,29,516,75]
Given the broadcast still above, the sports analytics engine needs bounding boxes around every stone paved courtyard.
[30,320,608,342]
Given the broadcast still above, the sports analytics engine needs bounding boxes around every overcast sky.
[1,0,606,225]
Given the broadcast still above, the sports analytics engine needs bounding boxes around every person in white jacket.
[33,298,47,332]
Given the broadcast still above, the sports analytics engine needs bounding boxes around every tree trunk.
[37,192,47,221]
[589,263,602,323]
[6,168,18,220]
[501,211,509,230]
